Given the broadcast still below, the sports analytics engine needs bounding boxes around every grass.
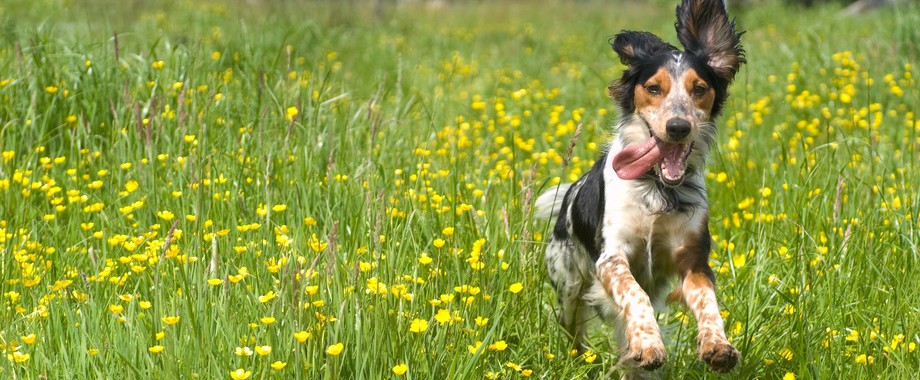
[0,0,918,378]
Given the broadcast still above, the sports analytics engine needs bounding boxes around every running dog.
[535,0,745,377]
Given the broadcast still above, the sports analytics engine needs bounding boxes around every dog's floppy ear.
[610,31,677,67]
[675,0,745,81]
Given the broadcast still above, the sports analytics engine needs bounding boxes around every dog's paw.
[699,341,740,373]
[624,339,667,371]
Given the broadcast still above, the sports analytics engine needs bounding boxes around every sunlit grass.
[0,0,918,378]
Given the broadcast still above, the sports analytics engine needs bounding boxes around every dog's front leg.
[597,254,666,371]
[677,261,740,372]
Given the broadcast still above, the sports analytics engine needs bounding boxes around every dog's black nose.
[666,118,691,141]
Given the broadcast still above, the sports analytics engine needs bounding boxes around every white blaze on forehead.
[671,51,684,65]
[666,52,695,82]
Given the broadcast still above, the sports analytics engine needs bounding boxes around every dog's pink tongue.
[612,138,663,180]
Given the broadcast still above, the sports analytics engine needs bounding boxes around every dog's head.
[609,0,744,186]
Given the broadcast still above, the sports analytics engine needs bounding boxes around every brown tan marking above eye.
[683,69,714,113]
[634,68,671,111]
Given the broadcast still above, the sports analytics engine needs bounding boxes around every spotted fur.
[536,0,744,377]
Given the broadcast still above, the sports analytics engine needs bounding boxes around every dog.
[534,0,745,377]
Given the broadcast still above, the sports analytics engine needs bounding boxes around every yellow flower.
[235,346,253,356]
[488,340,508,351]
[442,227,455,236]
[157,210,175,221]
[435,309,451,324]
[731,253,746,268]
[258,291,276,303]
[778,347,794,361]
[139,301,152,309]
[467,341,483,354]
[783,373,796,380]
[270,361,287,371]
[148,345,165,354]
[7,351,30,363]
[229,369,251,380]
[109,304,124,314]
[272,204,287,212]
[294,331,312,343]
[21,333,37,345]
[433,238,446,248]
[392,363,408,376]
[275,234,291,247]
[208,278,224,286]
[285,106,299,122]
[261,316,276,324]
[326,343,344,356]
[846,329,860,342]
[855,354,874,364]
[152,61,165,70]
[419,253,433,265]
[583,350,597,363]
[255,345,271,356]
[409,318,429,333]
[161,316,180,325]
[308,234,328,253]
[509,282,524,294]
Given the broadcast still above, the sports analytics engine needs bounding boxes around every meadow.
[0,0,918,378]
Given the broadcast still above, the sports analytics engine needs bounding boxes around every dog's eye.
[691,84,708,96]
[645,84,662,95]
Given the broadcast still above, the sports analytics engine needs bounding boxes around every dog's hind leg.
[546,238,590,351]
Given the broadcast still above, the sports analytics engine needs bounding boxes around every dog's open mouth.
[612,136,693,186]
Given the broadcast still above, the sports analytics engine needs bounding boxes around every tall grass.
[0,0,917,378]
